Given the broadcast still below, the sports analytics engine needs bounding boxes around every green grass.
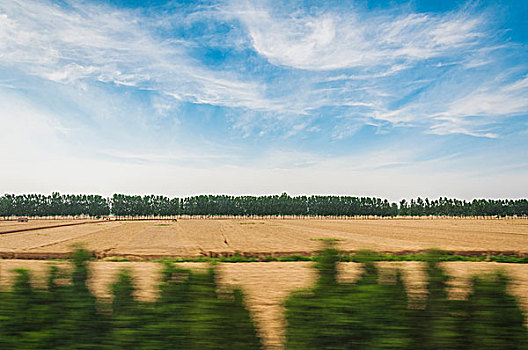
[154,223,171,226]
[146,252,528,264]
[338,252,528,264]
[92,250,528,264]
[101,256,132,262]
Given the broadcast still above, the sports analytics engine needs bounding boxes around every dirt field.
[0,218,527,258]
[1,259,527,349]
[0,219,94,233]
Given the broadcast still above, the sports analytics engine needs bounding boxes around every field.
[1,218,527,258]
[1,218,528,348]
[0,219,94,233]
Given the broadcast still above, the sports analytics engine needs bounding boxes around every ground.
[0,217,527,349]
[1,218,527,258]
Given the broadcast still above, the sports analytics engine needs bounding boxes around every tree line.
[1,192,527,218]
[0,193,109,218]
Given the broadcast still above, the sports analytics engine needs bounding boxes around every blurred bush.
[285,244,528,349]
[0,246,526,349]
[0,249,262,349]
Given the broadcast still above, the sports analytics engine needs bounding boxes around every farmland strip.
[0,220,100,235]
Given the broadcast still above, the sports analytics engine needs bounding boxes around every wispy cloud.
[437,75,528,118]
[227,0,484,71]
[223,0,527,138]
[1,0,526,140]
[0,0,269,111]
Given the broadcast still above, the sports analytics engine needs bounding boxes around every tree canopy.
[1,193,526,218]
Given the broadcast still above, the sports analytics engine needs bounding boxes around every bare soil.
[0,219,94,233]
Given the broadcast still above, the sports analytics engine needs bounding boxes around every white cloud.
[228,1,484,70]
[0,0,526,184]
[360,69,528,138]
[427,120,499,139]
[423,74,528,137]
[442,76,528,118]
[1,0,524,141]
[218,0,528,139]
[0,0,273,112]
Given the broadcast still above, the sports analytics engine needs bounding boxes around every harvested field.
[0,219,94,233]
[0,221,122,253]
[0,218,527,258]
[1,260,527,349]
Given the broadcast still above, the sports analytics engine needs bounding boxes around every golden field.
[0,218,527,258]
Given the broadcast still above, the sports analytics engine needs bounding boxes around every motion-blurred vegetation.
[0,248,261,349]
[285,245,528,349]
[0,247,527,348]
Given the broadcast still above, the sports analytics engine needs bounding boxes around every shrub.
[284,245,528,349]
[0,249,262,349]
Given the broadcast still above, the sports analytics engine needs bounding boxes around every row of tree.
[111,194,178,217]
[399,197,528,217]
[285,246,528,349]
[0,249,261,349]
[0,193,110,217]
[1,193,527,218]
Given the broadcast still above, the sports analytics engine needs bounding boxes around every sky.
[0,0,527,201]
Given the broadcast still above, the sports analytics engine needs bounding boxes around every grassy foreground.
[284,246,528,349]
[1,247,527,349]
[120,251,528,264]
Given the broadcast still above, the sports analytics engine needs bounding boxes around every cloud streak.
[224,0,527,138]
[1,0,526,140]
[0,0,269,112]
[228,1,484,70]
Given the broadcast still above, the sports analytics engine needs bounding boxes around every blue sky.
[0,0,526,200]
